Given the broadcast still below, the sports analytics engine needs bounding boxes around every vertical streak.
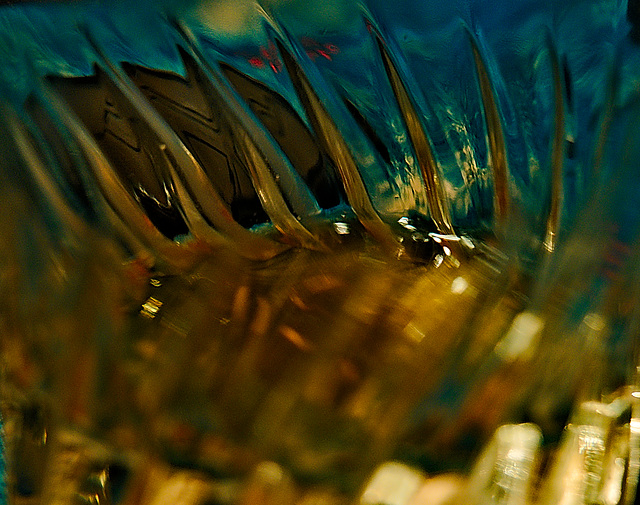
[591,60,620,193]
[3,106,89,245]
[374,33,455,237]
[543,35,565,253]
[467,30,510,232]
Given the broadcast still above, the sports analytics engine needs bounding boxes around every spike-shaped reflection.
[122,54,273,231]
[270,37,404,256]
[167,20,328,251]
[467,29,510,232]
[43,84,205,272]
[1,2,640,504]
[543,34,565,253]
[54,32,296,261]
[372,30,455,238]
[87,30,309,257]
[218,63,344,211]
[28,87,166,270]
[3,105,90,248]
[47,67,192,240]
[123,49,343,229]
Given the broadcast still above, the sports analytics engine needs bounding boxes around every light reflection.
[404,322,426,343]
[460,236,475,249]
[360,462,425,505]
[333,221,350,235]
[450,276,469,294]
[600,456,626,505]
[398,216,417,231]
[139,296,163,319]
[494,311,544,361]
[278,325,314,352]
[583,313,607,332]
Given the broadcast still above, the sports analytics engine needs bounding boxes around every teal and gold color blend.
[0,1,639,504]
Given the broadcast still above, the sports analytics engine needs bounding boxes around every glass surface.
[0,0,639,504]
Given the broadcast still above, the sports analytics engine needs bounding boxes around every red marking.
[246,38,339,70]
[256,42,282,72]
[302,37,340,61]
[324,43,339,54]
